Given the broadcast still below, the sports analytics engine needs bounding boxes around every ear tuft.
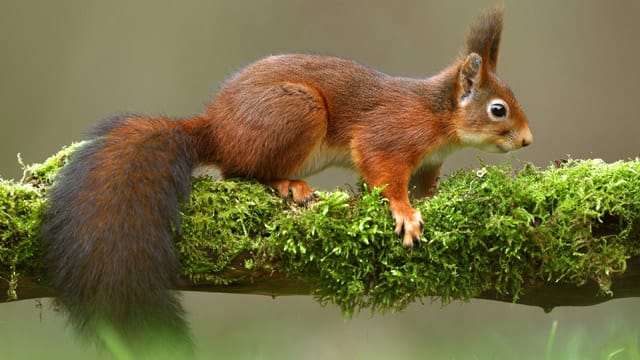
[460,6,503,73]
[458,53,482,103]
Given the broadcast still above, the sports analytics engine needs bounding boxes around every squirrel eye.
[487,100,508,121]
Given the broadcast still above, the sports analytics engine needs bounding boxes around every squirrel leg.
[216,81,328,205]
[385,184,424,248]
[356,155,423,248]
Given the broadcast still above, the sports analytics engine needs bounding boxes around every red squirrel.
[41,5,531,354]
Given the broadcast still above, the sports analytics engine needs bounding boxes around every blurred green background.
[2,0,640,358]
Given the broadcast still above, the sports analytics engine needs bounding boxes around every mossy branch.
[2,144,640,313]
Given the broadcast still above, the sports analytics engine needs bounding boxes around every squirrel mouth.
[480,143,510,154]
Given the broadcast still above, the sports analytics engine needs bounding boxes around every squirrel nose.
[520,128,533,148]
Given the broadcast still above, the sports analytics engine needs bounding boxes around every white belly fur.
[291,143,354,178]
[416,143,460,170]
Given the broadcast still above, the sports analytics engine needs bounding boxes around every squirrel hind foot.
[267,179,317,205]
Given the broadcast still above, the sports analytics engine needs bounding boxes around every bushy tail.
[41,114,201,357]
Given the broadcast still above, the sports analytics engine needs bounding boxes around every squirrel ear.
[458,53,482,104]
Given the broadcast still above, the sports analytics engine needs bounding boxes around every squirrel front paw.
[391,208,424,248]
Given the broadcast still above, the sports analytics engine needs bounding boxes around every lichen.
[1,145,640,315]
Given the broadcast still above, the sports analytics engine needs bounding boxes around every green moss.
[0,144,80,300]
[0,180,46,300]
[22,143,81,186]
[178,178,285,284]
[2,145,640,314]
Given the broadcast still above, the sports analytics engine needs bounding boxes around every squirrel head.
[452,6,533,153]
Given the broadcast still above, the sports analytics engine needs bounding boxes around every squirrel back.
[41,5,530,357]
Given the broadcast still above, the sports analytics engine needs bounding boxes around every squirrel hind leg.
[215,81,329,180]
[266,179,316,205]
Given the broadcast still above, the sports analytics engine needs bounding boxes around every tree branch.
[3,256,640,313]
[1,146,639,313]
